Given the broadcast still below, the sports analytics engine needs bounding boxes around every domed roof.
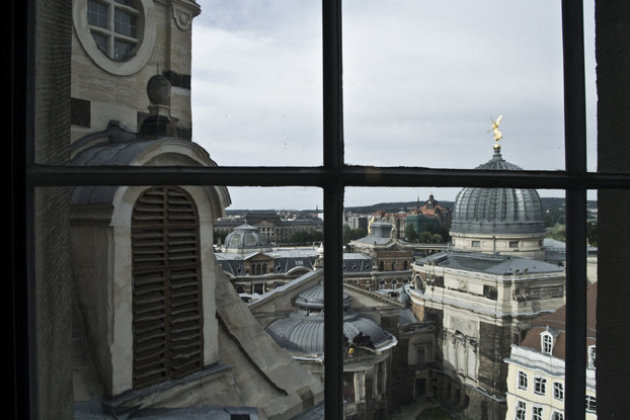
[295,282,352,311]
[266,312,396,355]
[451,150,544,235]
[224,224,272,252]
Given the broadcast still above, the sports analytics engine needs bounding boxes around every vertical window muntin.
[517,371,528,390]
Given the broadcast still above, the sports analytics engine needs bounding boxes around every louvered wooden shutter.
[131,186,203,388]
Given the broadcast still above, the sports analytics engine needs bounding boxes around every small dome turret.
[224,224,272,253]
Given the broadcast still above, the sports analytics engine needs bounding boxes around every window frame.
[585,395,597,413]
[517,371,528,390]
[553,381,564,401]
[11,0,630,419]
[515,400,526,420]
[534,376,547,395]
[542,332,554,354]
[552,411,564,420]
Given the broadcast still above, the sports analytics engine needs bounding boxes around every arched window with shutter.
[131,186,203,389]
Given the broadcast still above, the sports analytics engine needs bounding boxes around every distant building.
[410,251,565,418]
[407,194,453,236]
[215,212,323,244]
[346,214,369,231]
[505,283,597,420]
[409,145,567,419]
[265,282,398,420]
[248,269,437,419]
[349,222,415,272]
[543,238,598,284]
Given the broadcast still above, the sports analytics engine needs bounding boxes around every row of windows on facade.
[233,260,306,275]
[236,277,409,296]
[514,397,596,420]
[517,372,564,400]
[515,402,563,420]
[471,240,542,248]
[233,260,408,275]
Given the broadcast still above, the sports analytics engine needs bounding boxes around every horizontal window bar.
[28,164,630,189]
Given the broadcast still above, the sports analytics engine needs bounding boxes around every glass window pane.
[91,31,109,56]
[113,39,136,60]
[114,9,137,37]
[191,1,323,166]
[344,187,574,418]
[60,185,326,416]
[88,0,109,29]
[342,0,577,170]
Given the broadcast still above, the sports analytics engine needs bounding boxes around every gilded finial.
[490,115,503,151]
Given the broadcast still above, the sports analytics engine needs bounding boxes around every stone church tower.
[68,1,323,417]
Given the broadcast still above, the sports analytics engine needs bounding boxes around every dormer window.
[542,333,553,354]
[540,334,553,354]
[540,327,557,355]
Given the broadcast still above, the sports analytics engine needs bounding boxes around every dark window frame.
[11,0,630,419]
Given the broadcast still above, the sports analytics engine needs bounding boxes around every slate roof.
[417,250,564,275]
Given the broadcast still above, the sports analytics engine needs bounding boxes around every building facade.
[505,283,598,420]
[409,145,567,419]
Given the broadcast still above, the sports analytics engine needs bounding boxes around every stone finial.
[147,74,171,107]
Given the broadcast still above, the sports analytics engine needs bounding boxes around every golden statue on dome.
[491,114,503,150]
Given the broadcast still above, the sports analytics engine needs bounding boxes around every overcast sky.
[191,0,597,210]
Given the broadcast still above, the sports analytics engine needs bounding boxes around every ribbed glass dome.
[451,151,544,235]
[266,313,395,355]
[224,224,271,252]
[295,282,352,311]
[266,283,397,355]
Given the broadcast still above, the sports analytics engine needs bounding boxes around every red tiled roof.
[519,282,597,360]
